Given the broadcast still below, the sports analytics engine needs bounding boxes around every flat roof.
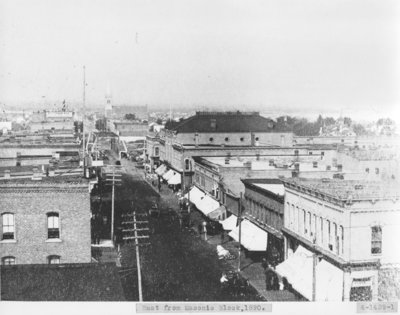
[0,173,89,188]
[282,178,400,201]
[1,263,125,301]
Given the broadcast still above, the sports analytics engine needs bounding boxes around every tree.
[124,113,136,120]
[323,117,336,126]
[353,123,368,136]
[156,118,163,125]
[343,117,352,127]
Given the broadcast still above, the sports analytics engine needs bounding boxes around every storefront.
[228,219,269,252]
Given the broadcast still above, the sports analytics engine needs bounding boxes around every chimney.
[194,133,199,148]
[31,167,42,181]
[210,119,216,131]
[225,152,231,164]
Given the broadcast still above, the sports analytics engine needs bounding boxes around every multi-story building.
[242,178,285,265]
[29,110,75,132]
[276,178,400,302]
[336,148,400,181]
[192,153,342,217]
[0,175,92,265]
[155,111,294,186]
[112,121,148,138]
[293,135,400,148]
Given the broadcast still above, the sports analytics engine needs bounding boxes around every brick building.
[153,111,295,187]
[0,176,92,265]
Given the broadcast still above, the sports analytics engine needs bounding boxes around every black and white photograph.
[0,0,399,314]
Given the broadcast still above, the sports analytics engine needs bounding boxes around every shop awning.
[207,205,227,221]
[196,195,220,216]
[168,172,181,185]
[315,259,344,301]
[184,186,205,205]
[275,245,314,300]
[220,214,238,231]
[228,219,268,251]
[155,164,167,175]
[162,169,174,180]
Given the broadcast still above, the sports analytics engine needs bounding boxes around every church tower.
[105,84,112,118]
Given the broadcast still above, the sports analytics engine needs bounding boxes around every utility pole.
[312,252,317,301]
[105,166,122,244]
[238,192,243,272]
[121,209,149,301]
[82,65,86,155]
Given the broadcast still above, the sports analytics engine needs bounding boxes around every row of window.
[1,255,61,265]
[246,197,282,229]
[287,203,345,255]
[1,212,60,241]
[365,168,380,175]
[286,203,382,255]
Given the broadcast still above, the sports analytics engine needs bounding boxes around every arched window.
[185,159,190,171]
[1,213,15,240]
[2,256,16,265]
[48,255,61,264]
[47,212,60,239]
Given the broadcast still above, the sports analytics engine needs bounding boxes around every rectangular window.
[303,210,306,234]
[1,213,15,240]
[371,226,382,254]
[333,222,338,254]
[327,220,332,250]
[313,214,317,241]
[340,226,344,255]
[47,213,60,239]
[2,256,16,265]
[48,255,61,264]
[320,217,324,245]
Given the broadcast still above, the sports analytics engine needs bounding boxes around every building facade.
[278,178,400,301]
[0,177,92,265]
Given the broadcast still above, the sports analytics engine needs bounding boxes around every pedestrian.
[265,264,274,290]
[261,258,268,271]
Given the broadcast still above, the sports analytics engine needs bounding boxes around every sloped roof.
[169,111,275,133]
[1,263,125,301]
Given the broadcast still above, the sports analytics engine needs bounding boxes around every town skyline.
[1,0,398,121]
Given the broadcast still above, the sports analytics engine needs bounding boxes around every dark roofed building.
[169,111,275,133]
[1,263,125,301]
[155,111,294,189]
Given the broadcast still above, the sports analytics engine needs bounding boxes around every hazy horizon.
[1,0,399,122]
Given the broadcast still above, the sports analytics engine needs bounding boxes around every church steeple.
[105,83,112,118]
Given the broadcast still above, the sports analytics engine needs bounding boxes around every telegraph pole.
[238,192,243,272]
[82,65,86,155]
[121,209,149,301]
[105,166,122,244]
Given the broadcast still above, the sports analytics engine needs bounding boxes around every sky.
[0,0,399,120]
